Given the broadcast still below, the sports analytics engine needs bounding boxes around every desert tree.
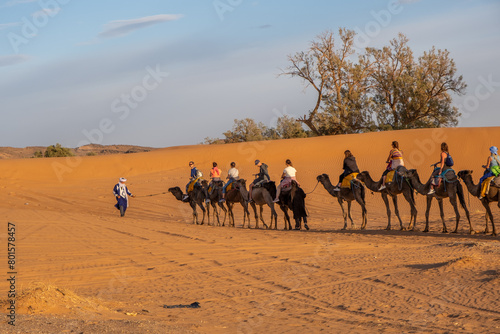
[281,28,375,135]
[367,33,466,129]
[223,118,269,143]
[276,115,308,139]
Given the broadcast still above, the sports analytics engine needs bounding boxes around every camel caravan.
[166,142,500,236]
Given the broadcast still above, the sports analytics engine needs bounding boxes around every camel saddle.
[226,182,234,192]
[385,170,396,184]
[187,178,201,193]
[482,176,500,197]
[341,172,359,189]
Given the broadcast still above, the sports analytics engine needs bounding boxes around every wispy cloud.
[0,54,30,67]
[0,22,22,30]
[98,14,183,39]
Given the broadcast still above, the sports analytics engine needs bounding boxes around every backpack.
[491,165,500,177]
[445,153,454,167]
[196,169,203,178]
[492,155,500,176]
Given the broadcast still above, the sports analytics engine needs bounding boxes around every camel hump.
[492,176,500,188]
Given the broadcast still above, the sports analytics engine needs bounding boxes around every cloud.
[0,22,22,30]
[259,24,272,29]
[98,14,183,39]
[397,0,421,4]
[0,54,30,67]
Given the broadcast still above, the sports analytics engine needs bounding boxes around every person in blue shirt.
[113,177,135,217]
[183,161,203,201]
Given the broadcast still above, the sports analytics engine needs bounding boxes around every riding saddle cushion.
[341,172,359,188]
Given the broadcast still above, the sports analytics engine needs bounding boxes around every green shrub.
[44,143,74,157]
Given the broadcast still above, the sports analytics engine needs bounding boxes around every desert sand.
[1,127,499,333]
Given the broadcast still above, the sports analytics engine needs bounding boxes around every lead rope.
[304,181,320,195]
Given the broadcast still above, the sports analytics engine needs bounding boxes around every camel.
[317,174,367,230]
[403,169,474,234]
[224,179,253,228]
[457,170,499,236]
[249,181,278,229]
[356,167,417,231]
[204,180,227,226]
[168,182,207,225]
[278,181,309,230]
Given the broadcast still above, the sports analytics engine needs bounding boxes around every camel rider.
[428,142,453,195]
[207,162,222,203]
[379,141,404,190]
[220,162,239,203]
[183,161,203,201]
[113,177,135,217]
[334,150,359,191]
[479,146,500,199]
[273,159,298,202]
[248,160,270,203]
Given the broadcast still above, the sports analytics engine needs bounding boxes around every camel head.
[457,170,473,180]
[168,186,183,201]
[356,171,370,182]
[316,174,330,183]
[403,169,418,179]
[200,179,209,188]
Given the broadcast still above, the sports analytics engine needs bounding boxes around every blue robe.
[113,183,132,213]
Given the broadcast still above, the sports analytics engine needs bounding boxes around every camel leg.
[280,205,290,230]
[381,192,392,230]
[250,202,259,229]
[218,202,227,226]
[449,193,461,233]
[198,201,207,225]
[483,200,495,235]
[338,199,348,230]
[228,203,235,227]
[354,194,367,230]
[259,206,269,229]
[242,200,251,229]
[212,202,220,227]
[437,198,447,233]
[347,201,356,229]
[424,196,432,232]
[391,195,404,231]
[403,189,418,231]
[190,201,198,225]
[272,209,278,230]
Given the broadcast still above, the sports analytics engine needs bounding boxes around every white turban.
[119,177,127,182]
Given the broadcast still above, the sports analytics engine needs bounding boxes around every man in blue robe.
[113,177,135,217]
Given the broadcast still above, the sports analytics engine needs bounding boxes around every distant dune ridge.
[0,127,499,333]
[0,144,155,160]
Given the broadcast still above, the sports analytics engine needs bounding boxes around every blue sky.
[0,0,499,148]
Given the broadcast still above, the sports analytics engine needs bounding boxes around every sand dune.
[1,127,499,333]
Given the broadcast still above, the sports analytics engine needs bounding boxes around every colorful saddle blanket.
[187,178,201,193]
[341,172,359,188]
[481,176,498,197]
[385,170,396,184]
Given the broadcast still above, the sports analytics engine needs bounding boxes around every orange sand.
[1,127,499,333]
